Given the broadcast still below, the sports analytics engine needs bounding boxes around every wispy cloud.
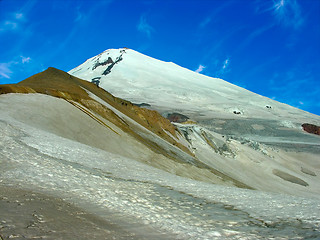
[0,11,26,32]
[74,5,84,22]
[4,21,18,30]
[273,0,304,28]
[0,63,12,79]
[213,58,231,77]
[198,0,233,29]
[21,56,31,63]
[15,13,24,20]
[218,58,230,75]
[0,56,32,79]
[195,65,206,73]
[222,58,230,70]
[137,15,155,38]
[257,0,304,29]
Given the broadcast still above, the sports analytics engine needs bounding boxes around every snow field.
[1,104,319,239]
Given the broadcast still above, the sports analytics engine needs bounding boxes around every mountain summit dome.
[69,48,320,123]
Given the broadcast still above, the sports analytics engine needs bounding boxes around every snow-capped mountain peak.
[69,48,320,124]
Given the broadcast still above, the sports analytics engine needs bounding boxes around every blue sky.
[1,0,319,115]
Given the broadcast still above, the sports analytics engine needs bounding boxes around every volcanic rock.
[302,123,320,135]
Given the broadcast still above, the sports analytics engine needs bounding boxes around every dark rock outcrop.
[166,113,189,123]
[91,77,101,86]
[134,103,151,107]
[302,123,320,135]
[102,55,123,75]
[92,57,114,70]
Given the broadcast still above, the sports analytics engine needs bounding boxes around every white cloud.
[258,0,304,29]
[21,56,31,63]
[15,13,24,20]
[137,15,154,38]
[273,0,303,28]
[195,65,206,73]
[274,0,285,11]
[4,21,18,30]
[0,56,32,79]
[0,63,12,79]
[255,0,304,29]
[0,12,26,32]
[213,58,231,77]
[222,58,230,70]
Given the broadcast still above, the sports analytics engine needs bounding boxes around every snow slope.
[69,48,320,124]
[1,93,320,239]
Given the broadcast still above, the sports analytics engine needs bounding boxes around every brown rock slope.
[0,67,192,157]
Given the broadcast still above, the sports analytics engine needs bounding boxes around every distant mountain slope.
[69,48,320,124]
[67,48,320,198]
[69,48,320,151]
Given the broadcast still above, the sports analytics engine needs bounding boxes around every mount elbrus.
[68,48,320,194]
[1,48,320,240]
